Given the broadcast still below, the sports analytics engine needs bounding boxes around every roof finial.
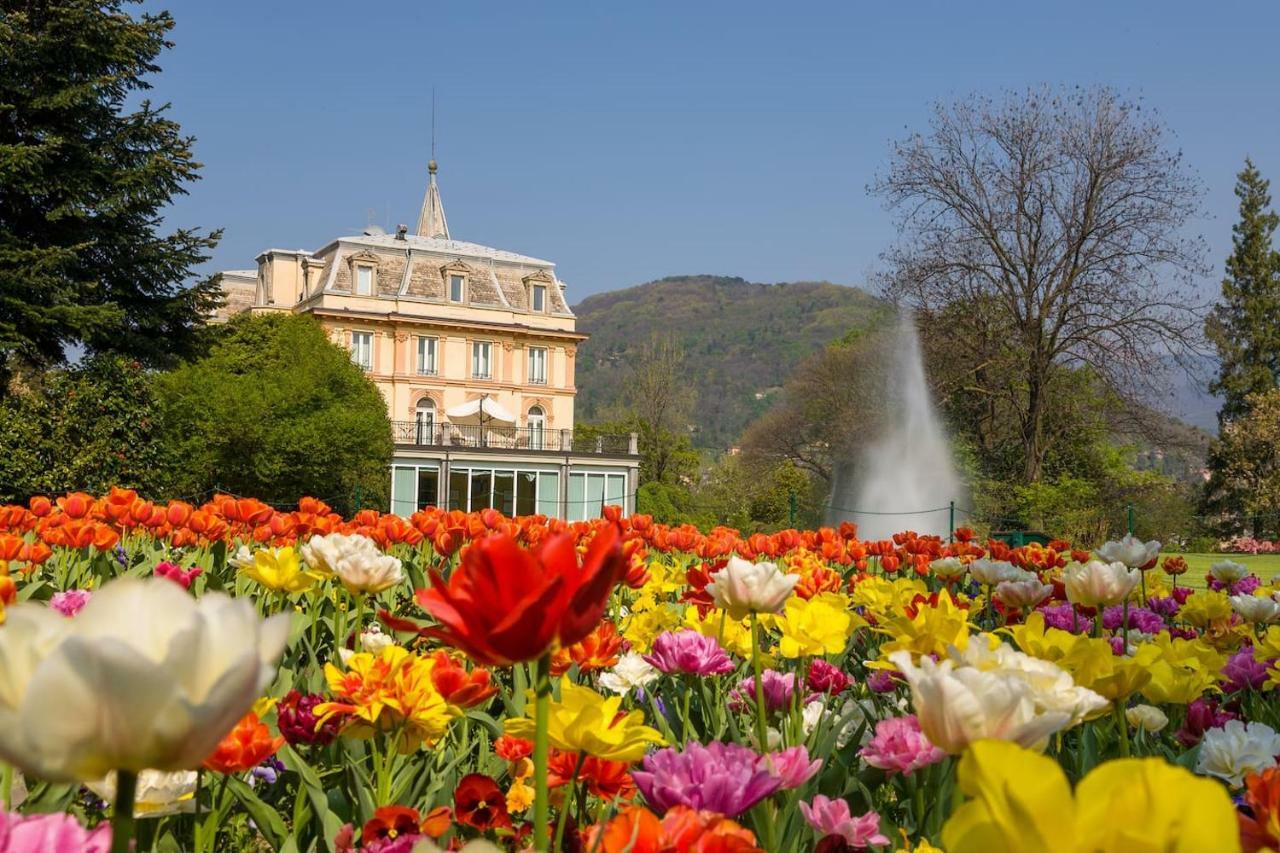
[416,90,449,239]
[428,87,437,174]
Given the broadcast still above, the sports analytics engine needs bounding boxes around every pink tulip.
[859,715,946,776]
[766,745,822,789]
[799,796,889,849]
[0,810,111,852]
[49,589,91,617]
[643,630,736,676]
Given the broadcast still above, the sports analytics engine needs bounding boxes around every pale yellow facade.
[213,163,639,518]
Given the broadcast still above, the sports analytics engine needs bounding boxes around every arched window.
[415,399,436,445]
[527,405,545,450]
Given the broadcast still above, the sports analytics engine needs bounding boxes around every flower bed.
[0,490,1274,852]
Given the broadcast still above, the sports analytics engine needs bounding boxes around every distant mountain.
[573,275,887,449]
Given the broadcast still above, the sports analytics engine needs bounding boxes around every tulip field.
[2,490,1280,852]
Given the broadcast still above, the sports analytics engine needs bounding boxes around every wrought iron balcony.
[392,421,637,455]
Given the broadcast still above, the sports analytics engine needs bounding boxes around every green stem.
[748,613,777,852]
[192,768,203,851]
[553,752,588,853]
[749,613,769,752]
[534,653,553,852]
[680,677,694,743]
[110,769,138,853]
[1114,702,1131,758]
[1,762,12,811]
[352,592,366,653]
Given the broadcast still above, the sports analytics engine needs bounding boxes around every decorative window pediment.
[441,260,473,303]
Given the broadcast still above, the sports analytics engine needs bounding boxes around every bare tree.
[873,87,1208,483]
[741,330,888,484]
[622,334,697,483]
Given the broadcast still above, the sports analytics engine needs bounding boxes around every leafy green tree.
[0,0,221,393]
[155,314,392,512]
[1206,160,1280,425]
[0,354,177,501]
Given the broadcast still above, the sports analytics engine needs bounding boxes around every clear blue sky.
[150,0,1279,301]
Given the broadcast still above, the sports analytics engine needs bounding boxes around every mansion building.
[214,161,639,519]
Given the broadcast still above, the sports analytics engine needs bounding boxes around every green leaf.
[279,745,342,852]
[225,775,287,851]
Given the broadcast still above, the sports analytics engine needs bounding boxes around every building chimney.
[395,223,408,241]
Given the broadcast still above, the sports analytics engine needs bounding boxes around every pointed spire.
[416,159,450,239]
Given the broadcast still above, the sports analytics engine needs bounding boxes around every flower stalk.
[110,769,137,853]
[533,652,552,852]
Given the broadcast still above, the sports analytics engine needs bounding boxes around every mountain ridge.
[572,275,887,449]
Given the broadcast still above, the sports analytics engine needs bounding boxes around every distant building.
[214,161,639,519]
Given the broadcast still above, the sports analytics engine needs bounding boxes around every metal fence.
[391,421,635,455]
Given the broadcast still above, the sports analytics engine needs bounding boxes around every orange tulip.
[1241,767,1280,853]
[56,492,94,520]
[428,651,498,709]
[27,496,52,518]
[203,712,284,774]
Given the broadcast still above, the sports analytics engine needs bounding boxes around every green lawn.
[1160,552,1280,588]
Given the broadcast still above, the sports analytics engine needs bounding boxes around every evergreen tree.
[1206,159,1280,425]
[0,0,221,393]
[1204,160,1280,533]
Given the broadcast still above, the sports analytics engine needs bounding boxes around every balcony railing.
[392,421,637,455]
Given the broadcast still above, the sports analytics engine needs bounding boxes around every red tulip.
[415,525,626,666]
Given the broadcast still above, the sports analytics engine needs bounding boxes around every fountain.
[830,311,965,540]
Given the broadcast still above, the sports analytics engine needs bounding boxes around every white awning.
[445,397,516,423]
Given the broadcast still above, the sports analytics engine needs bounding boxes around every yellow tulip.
[317,645,456,752]
[1254,625,1280,663]
[849,576,927,619]
[943,740,1240,853]
[1059,638,1158,701]
[774,593,858,658]
[504,679,665,763]
[683,605,755,660]
[1004,612,1082,663]
[1178,590,1234,628]
[878,589,972,662]
[241,546,320,594]
[1140,632,1228,705]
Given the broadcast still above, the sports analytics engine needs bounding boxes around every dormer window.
[355,265,374,296]
[449,274,465,302]
[522,271,555,314]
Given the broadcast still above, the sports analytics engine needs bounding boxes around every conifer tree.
[1204,160,1280,533]
[1206,159,1280,425]
[0,0,221,393]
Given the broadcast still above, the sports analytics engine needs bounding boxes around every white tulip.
[929,557,967,582]
[301,533,403,594]
[889,650,1075,754]
[1210,560,1250,584]
[1125,705,1169,733]
[1231,594,1280,625]
[1063,560,1140,607]
[227,545,255,571]
[948,639,1107,727]
[706,556,799,620]
[89,769,198,818]
[1197,720,1280,788]
[599,652,660,695]
[993,579,1053,610]
[1095,535,1161,569]
[967,559,1030,587]
[0,577,288,782]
